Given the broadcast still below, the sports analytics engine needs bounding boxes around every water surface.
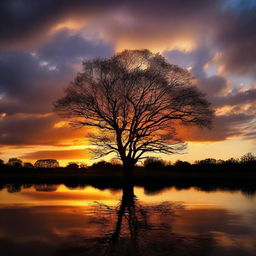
[0,184,255,256]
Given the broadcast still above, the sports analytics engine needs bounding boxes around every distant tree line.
[144,152,256,169]
[0,158,88,169]
[0,152,255,170]
[0,158,60,168]
[144,153,256,168]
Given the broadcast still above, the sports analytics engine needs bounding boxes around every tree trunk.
[123,160,135,178]
[122,184,135,206]
[109,184,135,253]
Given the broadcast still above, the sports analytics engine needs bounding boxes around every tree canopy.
[55,49,213,174]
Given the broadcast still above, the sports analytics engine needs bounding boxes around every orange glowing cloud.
[20,149,91,161]
[49,18,87,34]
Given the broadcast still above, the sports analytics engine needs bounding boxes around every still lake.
[0,184,256,256]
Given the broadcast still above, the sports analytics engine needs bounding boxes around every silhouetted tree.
[91,160,112,170]
[79,162,88,168]
[110,158,122,166]
[24,162,34,168]
[7,158,23,168]
[216,159,225,165]
[66,162,79,168]
[0,159,5,167]
[34,159,59,168]
[174,160,191,167]
[144,157,166,169]
[55,49,213,176]
[225,157,239,165]
[240,152,256,165]
[195,158,217,165]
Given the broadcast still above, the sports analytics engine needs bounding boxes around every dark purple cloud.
[0,50,67,114]
[212,88,256,108]
[164,47,213,78]
[164,48,229,98]
[0,0,118,48]
[214,8,256,76]
[197,76,228,96]
[0,31,113,115]
[37,30,113,66]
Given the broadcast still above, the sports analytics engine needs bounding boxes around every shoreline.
[0,166,255,194]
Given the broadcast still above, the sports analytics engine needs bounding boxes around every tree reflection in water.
[96,183,185,256]
[56,183,211,256]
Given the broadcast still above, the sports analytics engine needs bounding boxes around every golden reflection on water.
[1,185,256,212]
[0,185,256,256]
[0,185,121,207]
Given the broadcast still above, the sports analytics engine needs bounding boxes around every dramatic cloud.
[0,0,115,48]
[0,114,88,146]
[197,76,228,97]
[0,31,113,115]
[213,88,256,108]
[37,30,113,67]
[0,0,217,49]
[0,50,67,114]
[176,114,255,142]
[1,0,255,68]
[214,8,256,76]
[164,47,213,78]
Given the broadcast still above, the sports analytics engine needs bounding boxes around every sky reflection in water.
[0,184,256,256]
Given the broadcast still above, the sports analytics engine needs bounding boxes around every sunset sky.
[0,0,255,166]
